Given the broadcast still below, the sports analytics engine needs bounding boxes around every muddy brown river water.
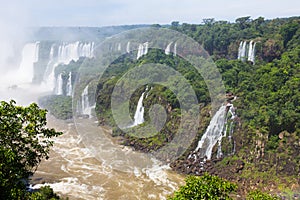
[32,116,184,200]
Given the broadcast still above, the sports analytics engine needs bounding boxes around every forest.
[95,16,300,198]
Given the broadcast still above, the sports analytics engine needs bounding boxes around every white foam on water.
[31,177,105,200]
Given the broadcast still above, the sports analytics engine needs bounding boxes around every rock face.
[170,152,245,178]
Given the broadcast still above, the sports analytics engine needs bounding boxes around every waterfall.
[132,92,145,126]
[143,42,149,55]
[237,41,243,60]
[55,41,94,66]
[126,42,131,53]
[136,42,149,59]
[241,41,247,61]
[42,44,57,90]
[238,40,256,64]
[165,42,173,55]
[248,42,256,64]
[165,42,177,56]
[194,106,227,160]
[49,44,55,60]
[66,72,72,96]
[81,85,94,117]
[42,41,94,93]
[137,44,144,59]
[57,42,80,64]
[247,40,253,62]
[55,73,63,95]
[17,42,40,84]
[117,43,121,51]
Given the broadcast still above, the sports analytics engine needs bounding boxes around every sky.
[1,0,299,27]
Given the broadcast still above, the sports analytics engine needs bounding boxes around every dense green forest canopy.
[93,16,300,196]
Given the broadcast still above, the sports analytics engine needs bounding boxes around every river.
[31,116,184,200]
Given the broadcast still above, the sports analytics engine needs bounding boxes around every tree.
[168,173,237,200]
[171,21,180,27]
[235,16,251,29]
[203,18,215,26]
[0,100,62,199]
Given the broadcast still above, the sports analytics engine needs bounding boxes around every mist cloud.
[0,1,33,74]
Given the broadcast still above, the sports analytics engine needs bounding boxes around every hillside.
[94,16,300,197]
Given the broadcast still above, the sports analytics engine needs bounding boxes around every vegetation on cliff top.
[95,16,300,196]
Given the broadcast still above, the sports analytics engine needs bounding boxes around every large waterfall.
[42,41,94,93]
[190,100,238,161]
[194,106,227,160]
[17,42,40,84]
[132,92,145,126]
[57,42,94,64]
[237,40,256,64]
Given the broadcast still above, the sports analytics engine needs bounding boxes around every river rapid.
[31,116,184,200]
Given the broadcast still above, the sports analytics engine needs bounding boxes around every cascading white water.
[237,41,243,60]
[55,73,63,95]
[126,41,131,53]
[66,72,72,96]
[241,41,247,61]
[247,40,253,62]
[165,42,173,55]
[42,41,94,93]
[117,43,121,51]
[81,85,94,117]
[194,106,227,160]
[137,44,144,59]
[79,42,94,58]
[49,44,55,61]
[238,40,256,64]
[224,102,237,156]
[42,44,57,90]
[143,42,149,55]
[57,42,80,64]
[17,42,40,84]
[248,42,256,64]
[132,92,145,126]
[136,42,149,59]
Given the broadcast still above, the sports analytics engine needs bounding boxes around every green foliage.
[95,48,209,151]
[168,173,237,200]
[94,16,300,177]
[0,100,62,199]
[246,190,280,200]
[27,186,62,200]
[174,16,299,60]
[38,95,73,120]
